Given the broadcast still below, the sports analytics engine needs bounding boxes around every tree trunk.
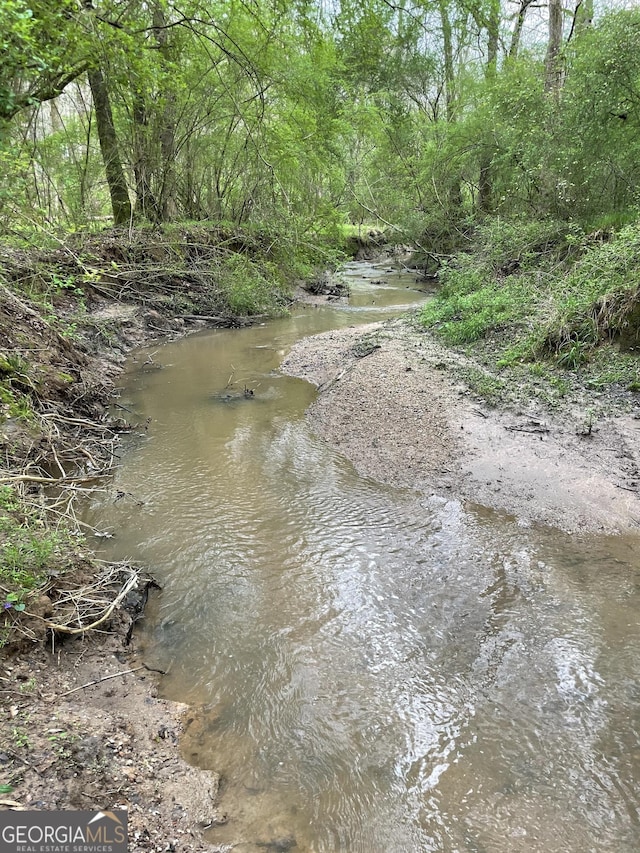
[87,66,131,226]
[478,0,500,213]
[153,4,178,221]
[509,0,534,59]
[438,0,456,123]
[545,0,564,95]
[132,94,158,221]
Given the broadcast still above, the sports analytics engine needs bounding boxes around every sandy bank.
[281,319,640,534]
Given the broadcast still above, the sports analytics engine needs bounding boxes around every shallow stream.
[89,262,640,852]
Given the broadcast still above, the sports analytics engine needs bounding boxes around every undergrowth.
[420,218,640,390]
[0,485,75,644]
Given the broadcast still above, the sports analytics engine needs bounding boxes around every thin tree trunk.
[545,0,564,95]
[478,0,500,213]
[87,66,131,226]
[437,0,463,212]
[568,0,593,42]
[438,0,455,123]
[509,0,534,58]
[132,94,158,220]
[153,4,178,221]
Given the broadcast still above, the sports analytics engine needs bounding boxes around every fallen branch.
[0,472,112,485]
[615,482,638,493]
[505,424,550,434]
[181,314,228,323]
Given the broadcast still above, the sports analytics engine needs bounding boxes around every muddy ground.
[1,628,224,851]
[282,318,640,535]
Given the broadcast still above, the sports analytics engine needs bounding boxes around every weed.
[49,274,84,299]
[7,395,33,420]
[12,726,30,749]
[557,339,589,369]
[459,367,508,407]
[0,353,29,377]
[47,730,74,757]
[0,485,19,511]
[0,485,73,608]
[549,376,570,397]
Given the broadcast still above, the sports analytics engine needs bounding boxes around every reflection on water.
[88,262,640,852]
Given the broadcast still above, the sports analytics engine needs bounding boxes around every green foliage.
[0,0,84,122]
[0,350,35,422]
[421,219,640,391]
[0,485,71,611]
[559,9,640,221]
[0,0,637,313]
[421,219,571,344]
[217,254,283,316]
[542,223,640,354]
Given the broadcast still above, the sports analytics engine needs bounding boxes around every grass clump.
[0,352,36,422]
[0,485,73,633]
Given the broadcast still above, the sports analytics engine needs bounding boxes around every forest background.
[2,0,640,362]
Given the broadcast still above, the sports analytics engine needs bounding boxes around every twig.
[59,663,166,698]
[615,483,638,493]
[181,314,228,323]
[505,425,550,434]
[0,473,111,485]
[6,749,43,776]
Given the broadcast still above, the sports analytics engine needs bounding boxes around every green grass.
[419,218,640,388]
[0,486,74,626]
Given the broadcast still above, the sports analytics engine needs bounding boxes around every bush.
[420,218,572,345]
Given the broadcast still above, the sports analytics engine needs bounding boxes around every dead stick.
[60,664,165,698]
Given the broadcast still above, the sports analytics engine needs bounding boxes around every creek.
[88,261,640,852]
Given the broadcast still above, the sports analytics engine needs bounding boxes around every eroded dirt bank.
[1,631,224,851]
[0,291,225,850]
[282,318,640,534]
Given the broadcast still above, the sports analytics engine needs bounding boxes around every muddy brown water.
[89,262,640,852]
